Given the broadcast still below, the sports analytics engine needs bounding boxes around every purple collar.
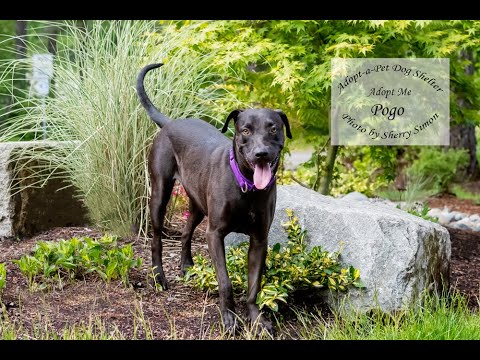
[229,148,276,193]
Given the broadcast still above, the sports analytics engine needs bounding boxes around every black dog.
[136,63,291,333]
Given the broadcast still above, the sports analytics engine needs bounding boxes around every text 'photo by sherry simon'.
[331,58,450,146]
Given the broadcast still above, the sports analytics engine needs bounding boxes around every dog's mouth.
[248,154,280,190]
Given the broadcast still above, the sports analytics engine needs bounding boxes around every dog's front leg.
[247,233,273,334]
[206,229,236,331]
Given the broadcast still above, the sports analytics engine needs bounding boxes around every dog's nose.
[255,150,269,159]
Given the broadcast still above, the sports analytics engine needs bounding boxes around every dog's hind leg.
[179,201,205,275]
[149,174,175,291]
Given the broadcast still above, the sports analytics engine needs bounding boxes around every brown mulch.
[425,189,480,310]
[0,219,234,340]
[1,195,480,339]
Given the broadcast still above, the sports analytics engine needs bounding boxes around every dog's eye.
[270,127,277,134]
[242,129,251,136]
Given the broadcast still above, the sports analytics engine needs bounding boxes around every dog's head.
[221,108,292,190]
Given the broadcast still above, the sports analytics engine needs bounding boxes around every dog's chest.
[232,211,259,234]
[246,209,256,224]
[229,196,274,234]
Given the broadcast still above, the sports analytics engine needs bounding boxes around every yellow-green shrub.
[183,209,364,312]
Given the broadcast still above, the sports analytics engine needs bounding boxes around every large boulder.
[226,185,451,314]
[0,141,89,240]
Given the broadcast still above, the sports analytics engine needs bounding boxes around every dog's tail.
[136,63,171,128]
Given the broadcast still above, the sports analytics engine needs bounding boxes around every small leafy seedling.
[148,266,165,293]
[13,235,142,291]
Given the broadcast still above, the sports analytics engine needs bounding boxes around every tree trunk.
[319,101,340,195]
[3,21,29,123]
[450,124,478,178]
[319,144,339,195]
[451,50,479,179]
[15,20,28,59]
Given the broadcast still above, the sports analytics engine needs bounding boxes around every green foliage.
[292,289,480,340]
[158,20,480,197]
[0,262,6,299]
[407,147,469,193]
[0,20,60,131]
[183,209,364,312]
[12,235,142,290]
[331,147,396,197]
[291,145,397,197]
[376,172,436,206]
[0,20,237,237]
[451,184,480,205]
[400,203,439,223]
[0,20,15,113]
[159,20,480,133]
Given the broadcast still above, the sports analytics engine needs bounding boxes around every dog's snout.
[255,150,269,159]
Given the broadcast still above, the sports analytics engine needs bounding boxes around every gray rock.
[450,222,471,230]
[452,211,467,221]
[427,208,442,219]
[339,191,369,202]
[455,217,476,227]
[469,214,480,222]
[438,212,455,225]
[226,185,450,315]
[0,141,89,240]
[373,198,397,208]
[0,144,13,239]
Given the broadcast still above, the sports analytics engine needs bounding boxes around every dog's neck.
[230,143,276,192]
[232,142,253,178]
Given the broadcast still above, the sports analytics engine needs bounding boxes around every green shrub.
[183,209,364,312]
[400,203,439,223]
[451,184,480,205]
[12,235,142,290]
[0,262,6,299]
[289,146,396,197]
[407,147,469,193]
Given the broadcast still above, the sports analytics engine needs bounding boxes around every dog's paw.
[248,313,275,338]
[222,310,239,334]
[180,256,194,275]
[149,274,169,291]
[258,318,275,338]
[179,263,194,277]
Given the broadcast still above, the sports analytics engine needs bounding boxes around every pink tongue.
[253,163,272,189]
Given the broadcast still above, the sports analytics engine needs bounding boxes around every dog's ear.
[221,109,243,133]
[274,110,292,139]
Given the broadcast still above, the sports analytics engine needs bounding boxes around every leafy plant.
[288,145,397,197]
[451,184,480,205]
[400,203,439,223]
[12,235,142,290]
[407,147,469,194]
[377,173,436,205]
[183,209,364,312]
[0,262,6,300]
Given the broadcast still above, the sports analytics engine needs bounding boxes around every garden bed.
[0,196,479,339]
